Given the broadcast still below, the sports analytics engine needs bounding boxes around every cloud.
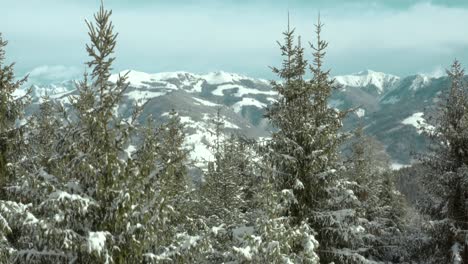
[2,1,468,79]
[26,65,82,84]
[419,65,447,78]
[322,3,468,50]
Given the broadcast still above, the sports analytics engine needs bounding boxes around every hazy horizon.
[2,0,468,83]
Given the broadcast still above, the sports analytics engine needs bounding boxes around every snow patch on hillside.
[234,87,276,97]
[391,163,410,170]
[232,98,267,113]
[410,75,431,90]
[177,115,220,166]
[401,112,434,134]
[193,97,220,107]
[176,113,242,167]
[355,108,365,118]
[190,80,205,93]
[125,90,166,101]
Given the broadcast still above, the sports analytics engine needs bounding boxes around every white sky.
[1,0,468,81]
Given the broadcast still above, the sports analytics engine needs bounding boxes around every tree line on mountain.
[0,4,466,264]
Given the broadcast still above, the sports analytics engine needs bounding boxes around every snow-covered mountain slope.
[334,70,400,95]
[22,69,452,165]
[409,74,432,91]
[22,70,272,167]
[108,70,270,94]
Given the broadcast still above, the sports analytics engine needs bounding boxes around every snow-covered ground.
[232,98,267,113]
[401,112,434,134]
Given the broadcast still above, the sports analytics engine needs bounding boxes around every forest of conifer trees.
[1,4,468,264]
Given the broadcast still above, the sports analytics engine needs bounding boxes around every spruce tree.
[265,17,369,263]
[1,5,147,263]
[0,34,28,198]
[418,60,468,263]
[0,33,30,262]
[202,109,246,224]
[134,111,209,263]
[0,4,211,263]
[197,109,247,262]
[236,150,320,263]
[347,127,406,261]
[157,110,190,197]
[199,131,320,263]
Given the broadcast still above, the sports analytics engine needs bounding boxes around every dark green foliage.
[417,60,468,263]
[202,109,247,223]
[346,125,409,262]
[0,34,28,199]
[265,17,368,263]
[0,34,30,263]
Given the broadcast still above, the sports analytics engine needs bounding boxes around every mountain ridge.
[18,68,451,167]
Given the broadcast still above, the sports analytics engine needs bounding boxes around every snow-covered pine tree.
[202,109,246,224]
[418,60,468,263]
[9,95,68,208]
[233,136,258,213]
[346,126,378,217]
[374,171,406,259]
[230,148,320,263]
[65,6,139,262]
[0,33,30,263]
[155,110,191,225]
[199,131,321,263]
[0,34,28,198]
[347,125,391,190]
[131,111,210,263]
[195,109,249,262]
[1,5,151,263]
[265,17,369,263]
[2,4,209,263]
[264,16,311,224]
[28,96,66,176]
[7,95,78,264]
[347,126,406,261]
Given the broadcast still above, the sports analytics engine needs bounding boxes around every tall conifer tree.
[0,34,28,198]
[0,33,29,263]
[418,60,468,263]
[266,17,369,263]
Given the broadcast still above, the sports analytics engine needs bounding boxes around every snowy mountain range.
[334,70,400,95]
[20,69,451,167]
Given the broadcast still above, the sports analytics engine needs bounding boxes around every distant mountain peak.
[19,68,454,165]
[410,74,432,91]
[109,70,257,89]
[334,70,400,94]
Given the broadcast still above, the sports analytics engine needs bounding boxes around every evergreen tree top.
[85,5,117,89]
[0,34,27,96]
